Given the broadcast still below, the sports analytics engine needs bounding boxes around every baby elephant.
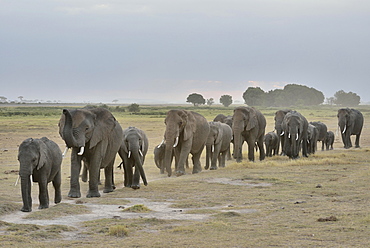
[324,131,335,150]
[264,132,279,157]
[119,127,148,189]
[154,142,189,174]
[18,137,62,212]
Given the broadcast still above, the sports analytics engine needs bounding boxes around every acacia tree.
[219,95,233,107]
[333,90,360,106]
[186,93,206,106]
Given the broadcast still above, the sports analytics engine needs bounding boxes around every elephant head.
[232,107,258,162]
[18,138,48,212]
[337,108,352,135]
[59,108,116,155]
[163,110,195,176]
[282,111,307,159]
[120,127,148,187]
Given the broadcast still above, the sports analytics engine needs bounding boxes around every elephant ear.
[90,109,117,149]
[182,110,196,141]
[37,139,49,170]
[215,123,223,144]
[245,108,258,131]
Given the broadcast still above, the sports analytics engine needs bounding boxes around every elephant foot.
[38,204,49,210]
[55,196,62,204]
[131,185,140,190]
[21,207,32,212]
[87,190,101,198]
[210,166,217,170]
[68,190,81,198]
[175,171,185,177]
[103,188,114,193]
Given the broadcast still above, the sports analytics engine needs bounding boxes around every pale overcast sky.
[1,1,369,103]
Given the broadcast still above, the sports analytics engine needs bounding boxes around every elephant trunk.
[62,109,85,155]
[131,148,148,186]
[205,144,212,169]
[20,175,32,212]
[232,128,243,162]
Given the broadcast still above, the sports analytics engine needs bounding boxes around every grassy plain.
[1,104,370,247]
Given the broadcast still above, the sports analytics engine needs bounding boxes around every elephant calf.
[324,131,335,150]
[264,132,279,157]
[18,137,62,212]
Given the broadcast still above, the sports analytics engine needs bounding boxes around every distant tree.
[243,87,265,106]
[206,98,214,106]
[326,97,335,105]
[0,96,7,103]
[186,93,206,106]
[18,96,24,102]
[333,90,360,106]
[219,95,233,107]
[112,99,119,104]
[128,103,140,112]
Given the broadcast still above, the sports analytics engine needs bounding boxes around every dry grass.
[1,105,370,247]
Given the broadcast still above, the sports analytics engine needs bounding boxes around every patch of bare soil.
[205,177,273,187]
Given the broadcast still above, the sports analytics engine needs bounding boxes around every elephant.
[59,107,123,198]
[337,108,364,149]
[213,114,233,160]
[263,131,279,157]
[18,137,62,212]
[154,142,189,174]
[282,111,308,159]
[307,124,318,154]
[118,127,148,189]
[232,106,266,162]
[162,109,210,177]
[324,131,335,150]
[274,109,291,156]
[309,121,328,151]
[205,122,233,170]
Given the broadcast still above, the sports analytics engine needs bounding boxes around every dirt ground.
[1,106,370,247]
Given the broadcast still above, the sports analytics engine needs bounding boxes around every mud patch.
[205,178,272,187]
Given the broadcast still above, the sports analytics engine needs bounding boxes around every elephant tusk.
[307,139,310,144]
[139,149,143,157]
[296,133,299,141]
[157,139,164,148]
[212,145,215,153]
[280,131,284,136]
[30,175,33,186]
[15,175,20,186]
[288,133,291,139]
[342,125,347,134]
[128,150,131,158]
[77,147,85,156]
[173,136,179,148]
[62,147,69,158]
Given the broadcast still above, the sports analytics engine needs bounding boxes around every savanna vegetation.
[1,104,370,247]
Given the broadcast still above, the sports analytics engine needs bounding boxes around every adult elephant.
[18,137,62,212]
[282,111,308,159]
[274,109,291,155]
[309,121,328,151]
[307,124,318,154]
[337,108,364,148]
[59,107,123,198]
[205,122,233,170]
[232,106,266,162]
[162,110,210,177]
[118,127,148,189]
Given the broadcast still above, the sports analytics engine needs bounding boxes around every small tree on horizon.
[128,103,140,112]
[220,95,233,107]
[186,93,206,106]
[206,98,214,106]
[333,90,361,106]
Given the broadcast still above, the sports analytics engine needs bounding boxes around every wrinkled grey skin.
[154,143,188,174]
[213,114,233,160]
[337,108,364,149]
[232,107,266,162]
[59,108,123,198]
[18,137,62,212]
[324,131,335,150]
[163,110,210,177]
[307,124,318,154]
[264,131,279,157]
[309,121,328,151]
[118,127,148,189]
[205,122,233,170]
[274,110,291,156]
[282,111,308,159]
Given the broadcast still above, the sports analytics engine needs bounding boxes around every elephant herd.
[17,107,364,212]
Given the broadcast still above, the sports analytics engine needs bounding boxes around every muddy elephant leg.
[52,170,62,204]
[38,180,49,209]
[103,159,115,193]
[68,149,82,198]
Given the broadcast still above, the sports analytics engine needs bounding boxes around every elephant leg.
[355,134,361,148]
[68,149,82,198]
[86,156,103,198]
[52,170,62,204]
[191,151,203,174]
[257,137,265,161]
[176,143,192,176]
[211,145,221,170]
[219,152,226,168]
[226,146,232,160]
[131,165,141,189]
[321,141,325,151]
[103,159,115,193]
[81,160,88,182]
[38,180,49,209]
